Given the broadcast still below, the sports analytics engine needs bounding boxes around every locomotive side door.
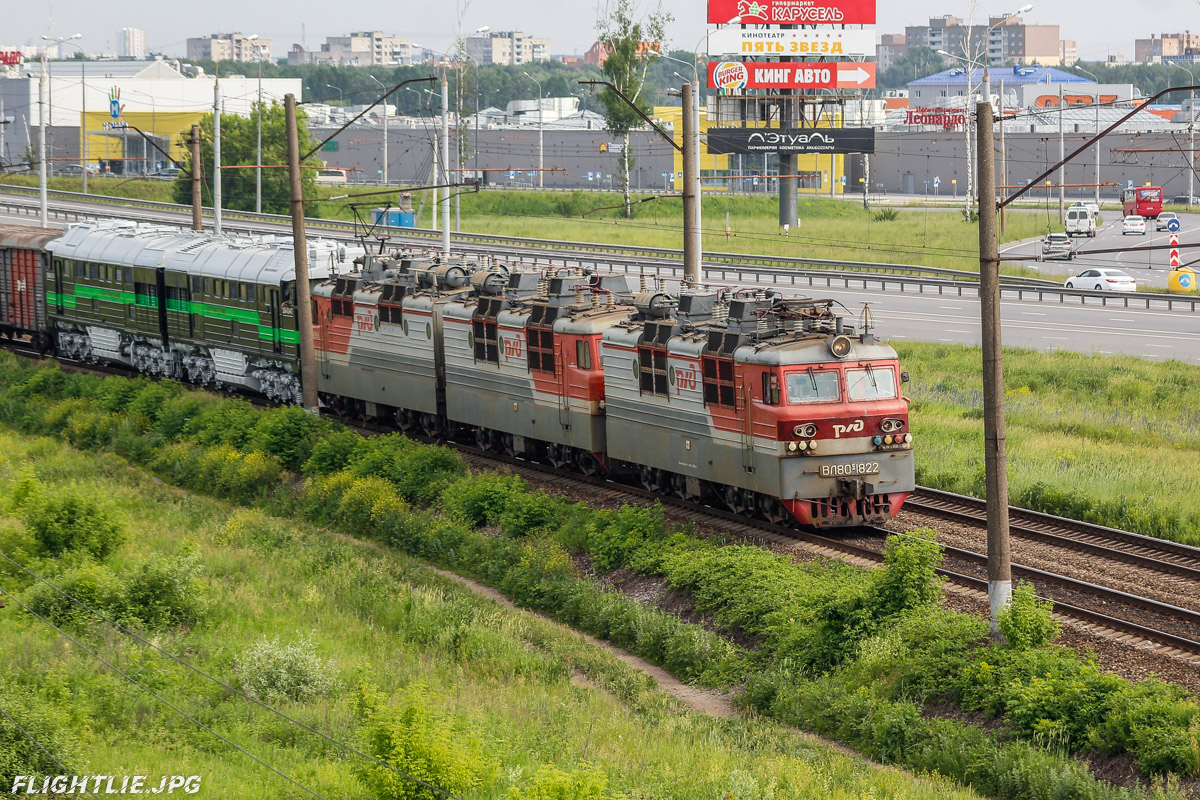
[267,288,283,355]
[556,338,570,430]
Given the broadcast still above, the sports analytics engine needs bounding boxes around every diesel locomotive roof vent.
[675,291,718,325]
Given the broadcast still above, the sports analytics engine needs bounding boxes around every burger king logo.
[713,61,748,90]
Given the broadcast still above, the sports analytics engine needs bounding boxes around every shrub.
[22,562,125,627]
[301,472,359,526]
[336,476,401,535]
[124,381,183,423]
[872,208,900,222]
[184,399,261,449]
[438,474,528,528]
[347,435,467,505]
[355,682,492,800]
[13,480,125,559]
[152,394,214,441]
[498,492,571,538]
[250,406,331,471]
[233,636,337,703]
[0,680,77,783]
[506,764,616,800]
[302,428,366,477]
[870,529,944,618]
[998,581,1059,649]
[122,551,206,628]
[588,506,669,572]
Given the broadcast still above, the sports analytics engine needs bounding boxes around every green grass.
[895,342,1200,544]
[0,430,983,800]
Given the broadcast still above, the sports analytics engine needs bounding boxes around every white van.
[1065,206,1096,237]
[314,168,348,185]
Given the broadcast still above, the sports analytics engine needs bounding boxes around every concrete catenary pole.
[976,99,1012,634]
[681,82,699,283]
[441,70,451,259]
[284,94,319,414]
[190,124,202,231]
[214,77,223,234]
[999,79,1007,234]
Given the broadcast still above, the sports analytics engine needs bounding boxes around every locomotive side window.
[637,345,669,398]
[701,356,735,408]
[846,366,898,401]
[761,372,780,405]
[786,369,840,404]
[527,326,555,374]
[576,340,592,370]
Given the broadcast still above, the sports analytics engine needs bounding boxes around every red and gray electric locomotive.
[0,219,914,528]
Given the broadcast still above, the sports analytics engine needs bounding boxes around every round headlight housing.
[793,423,818,438]
[829,335,853,359]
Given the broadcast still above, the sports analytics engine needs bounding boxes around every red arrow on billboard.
[708,61,876,90]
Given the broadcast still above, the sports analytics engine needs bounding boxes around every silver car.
[1039,233,1075,261]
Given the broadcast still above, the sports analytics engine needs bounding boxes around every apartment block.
[186,33,271,62]
[118,28,147,59]
[465,31,550,65]
[1134,32,1200,64]
[905,14,1061,66]
[287,31,413,66]
[877,33,908,71]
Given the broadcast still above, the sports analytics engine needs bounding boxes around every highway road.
[2,196,1197,365]
[999,209,1200,291]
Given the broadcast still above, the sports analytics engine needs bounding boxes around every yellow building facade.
[653,105,846,194]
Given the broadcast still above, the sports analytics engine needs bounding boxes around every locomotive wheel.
[575,449,602,477]
[418,413,442,439]
[756,493,788,525]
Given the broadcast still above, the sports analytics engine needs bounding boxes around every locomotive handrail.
[2,190,1196,312]
[0,185,1057,286]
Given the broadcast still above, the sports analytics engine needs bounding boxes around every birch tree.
[596,0,672,217]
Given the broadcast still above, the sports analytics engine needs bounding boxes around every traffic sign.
[1171,232,1180,267]
[840,175,846,185]
[933,176,940,187]
[708,61,876,90]
[708,0,876,24]
[1168,217,1181,232]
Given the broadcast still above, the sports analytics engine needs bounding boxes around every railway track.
[11,347,1200,662]
[449,449,1200,662]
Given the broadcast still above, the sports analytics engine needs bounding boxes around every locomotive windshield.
[786,369,840,404]
[847,366,897,401]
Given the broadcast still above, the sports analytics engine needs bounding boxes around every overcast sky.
[5,1,1196,63]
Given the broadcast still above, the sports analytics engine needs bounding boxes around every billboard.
[706,127,876,155]
[708,61,876,90]
[708,26,876,58]
[904,108,968,129]
[708,0,876,25]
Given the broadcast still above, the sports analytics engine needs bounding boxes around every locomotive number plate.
[820,462,880,478]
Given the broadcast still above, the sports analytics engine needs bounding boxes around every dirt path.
[428,566,738,718]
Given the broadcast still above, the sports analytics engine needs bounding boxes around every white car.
[1064,268,1138,292]
[1156,211,1179,231]
[1122,215,1147,235]
[1039,233,1075,260]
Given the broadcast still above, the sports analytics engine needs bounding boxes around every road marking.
[945,329,970,334]
[939,305,962,310]
[938,338,954,342]
[1044,336,1069,340]
[1146,344,1174,348]
[1022,311,1047,316]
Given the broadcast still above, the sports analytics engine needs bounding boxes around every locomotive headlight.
[881,418,905,433]
[793,423,818,438]
[829,335,853,359]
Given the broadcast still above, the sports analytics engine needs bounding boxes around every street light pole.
[1073,64,1103,208]
[245,34,261,213]
[44,35,87,193]
[441,69,450,258]
[524,72,543,188]
[1173,63,1195,209]
[369,75,389,185]
[214,76,223,234]
[38,46,47,227]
